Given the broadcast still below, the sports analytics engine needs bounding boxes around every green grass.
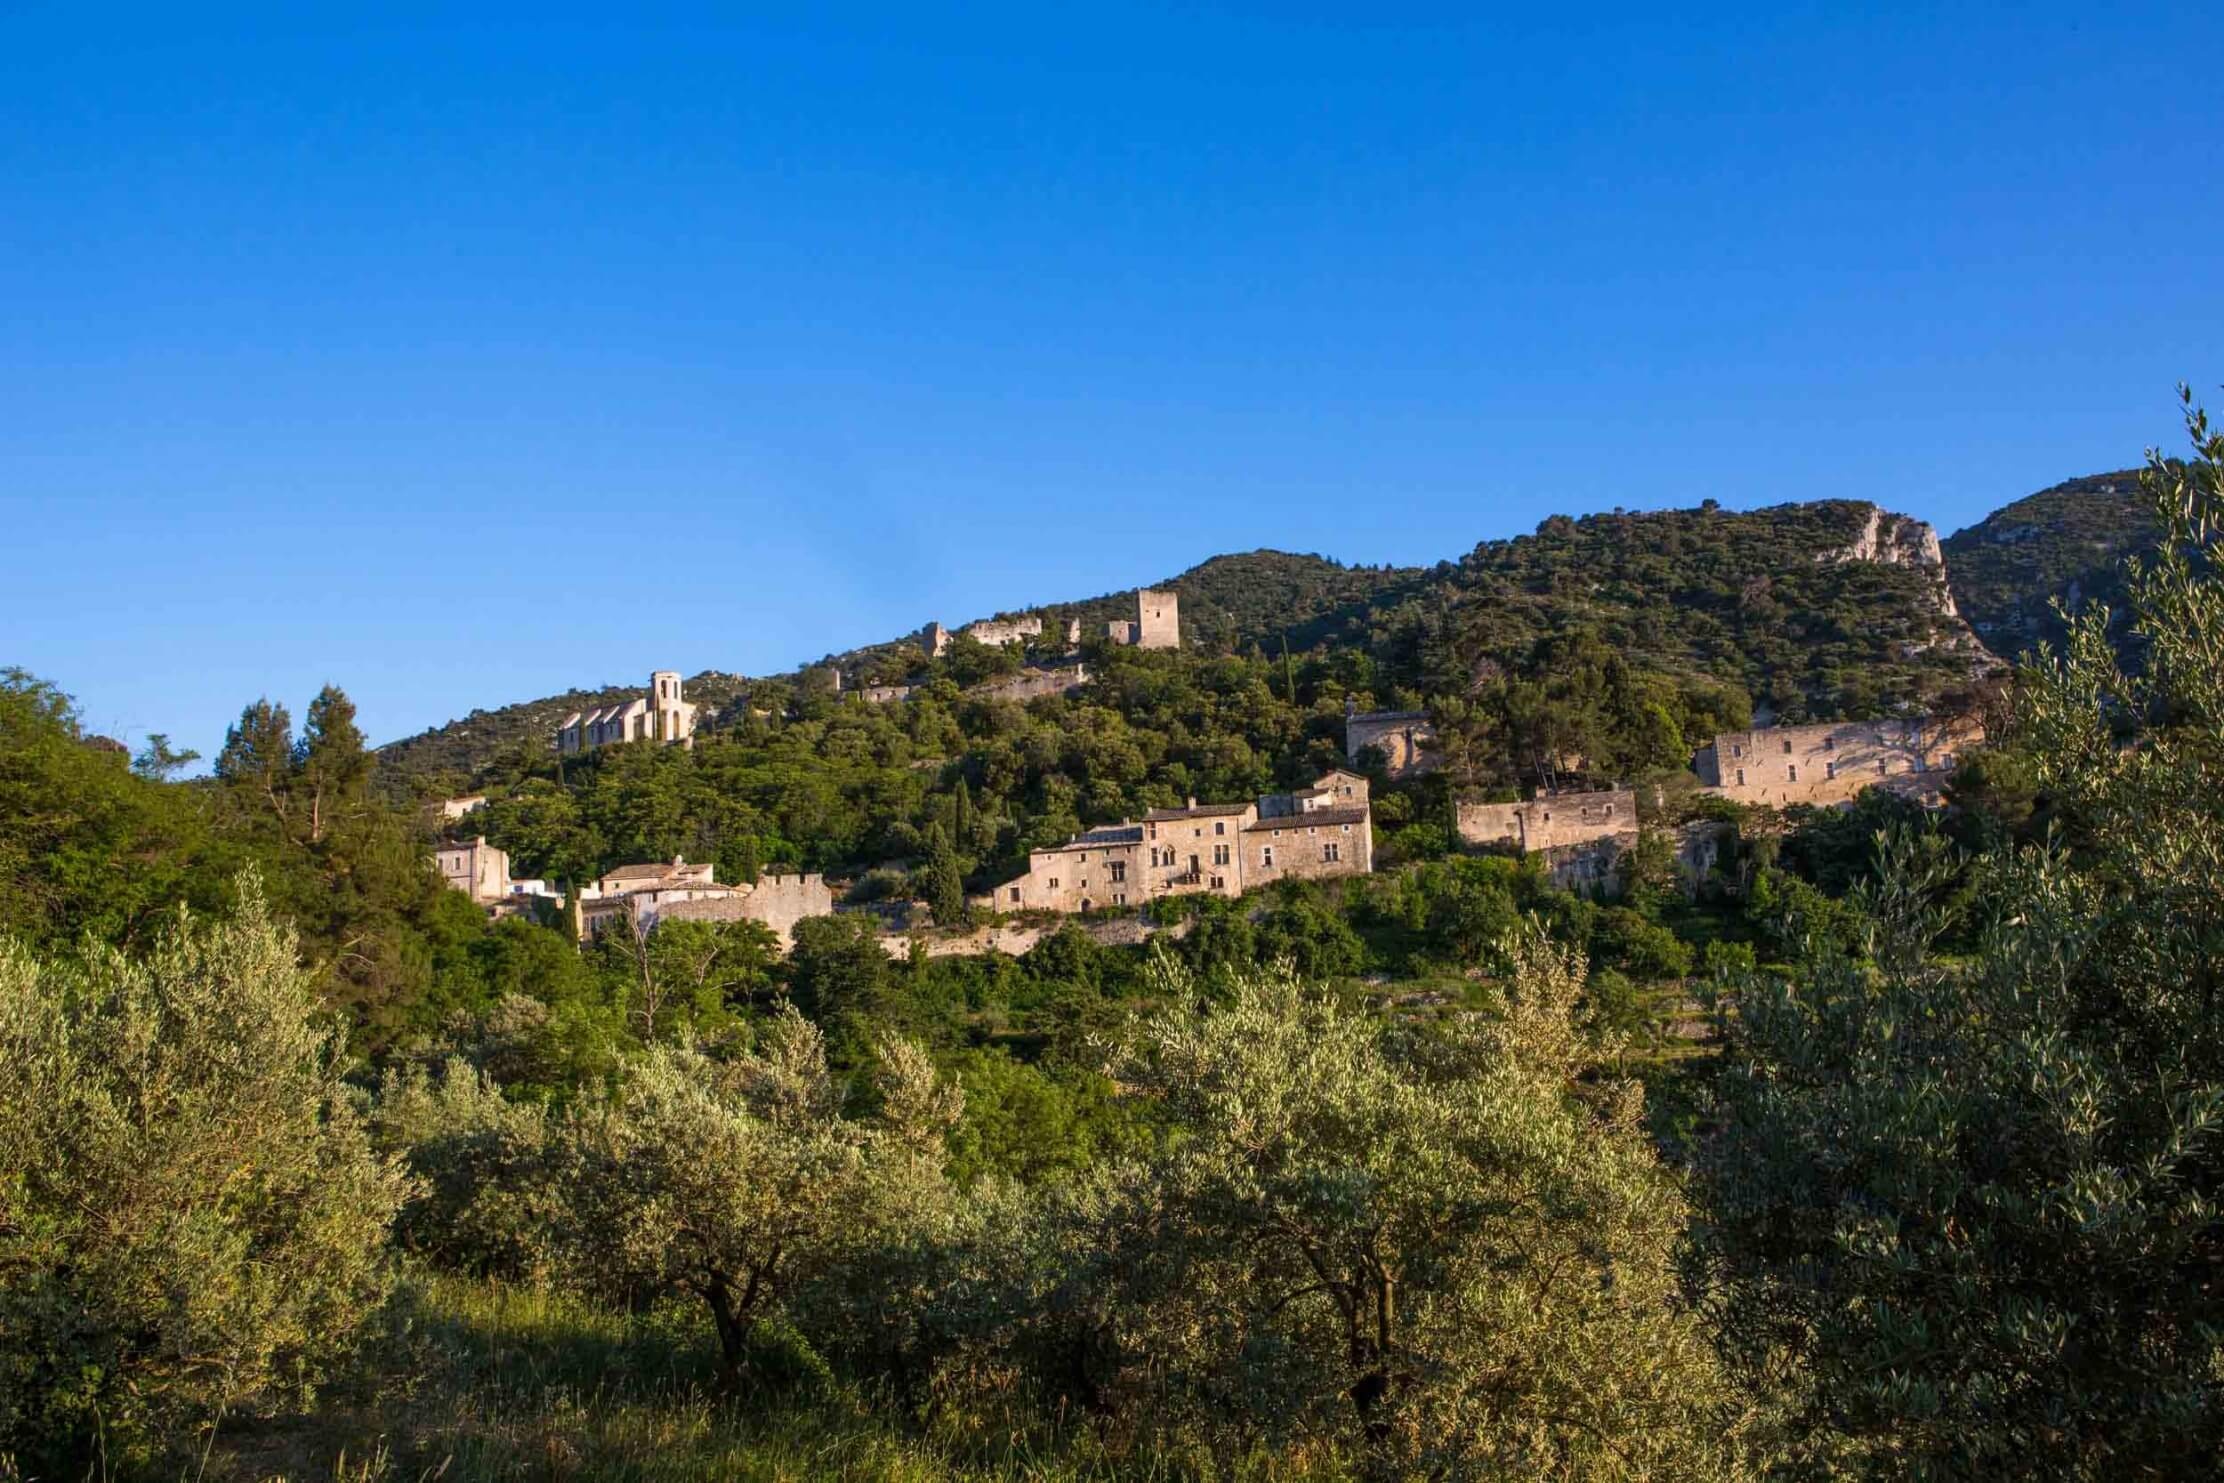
[214,1274,1350,1483]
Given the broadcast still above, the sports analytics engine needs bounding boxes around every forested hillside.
[1943,469,2163,660]
[379,496,1993,795]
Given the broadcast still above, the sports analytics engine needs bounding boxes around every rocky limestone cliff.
[1819,505,1962,618]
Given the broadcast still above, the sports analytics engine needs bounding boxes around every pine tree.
[295,686,368,844]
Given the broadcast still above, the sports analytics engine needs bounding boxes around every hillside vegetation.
[1943,469,2163,661]
[378,496,1993,793]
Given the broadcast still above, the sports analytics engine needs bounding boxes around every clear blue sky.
[4,3,2217,762]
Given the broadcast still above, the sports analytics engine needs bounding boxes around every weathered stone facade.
[968,663,1088,703]
[1106,588,1180,649]
[860,684,915,704]
[1693,715,1981,808]
[572,856,833,951]
[435,837,512,904]
[963,615,1045,648]
[652,872,834,950]
[557,671,698,754]
[1345,707,1438,779]
[990,770,1370,914]
[1456,788,1637,853]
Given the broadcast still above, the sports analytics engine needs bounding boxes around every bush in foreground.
[0,877,408,1469]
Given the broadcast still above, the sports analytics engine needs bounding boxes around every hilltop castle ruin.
[1104,588,1180,648]
[919,588,1179,659]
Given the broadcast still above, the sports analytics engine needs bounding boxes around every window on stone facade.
[1115,893,1127,906]
[1325,842,1340,862]
[1009,887,1020,902]
[1049,877,1060,890]
[1787,765,1797,782]
[1262,846,1275,868]
[1211,844,1228,865]
[1878,760,1889,775]
[1110,862,1126,882]
[1823,735,1835,750]
[1214,821,1225,835]
[1736,769,1746,786]
[1783,739,1793,754]
[1826,761,1837,780]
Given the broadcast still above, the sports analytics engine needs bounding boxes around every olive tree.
[962,942,1749,1478]
[0,877,407,1468]
[371,1055,559,1282]
[1697,394,2224,1479]
[555,1005,960,1379]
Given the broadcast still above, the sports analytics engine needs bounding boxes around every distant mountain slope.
[1944,470,2161,661]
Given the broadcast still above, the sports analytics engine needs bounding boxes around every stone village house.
[987,770,1373,914]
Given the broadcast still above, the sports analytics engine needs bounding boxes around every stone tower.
[650,671,693,744]
[1135,588,1180,649]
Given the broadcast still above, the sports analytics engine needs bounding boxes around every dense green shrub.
[0,878,407,1468]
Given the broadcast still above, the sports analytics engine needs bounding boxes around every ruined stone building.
[1105,588,1180,649]
[1345,705,1438,779]
[968,663,1089,703]
[572,855,833,951]
[989,770,1372,915]
[921,615,1085,657]
[1693,715,1982,808]
[1456,788,1637,854]
[557,671,698,754]
[1456,788,1640,894]
[1448,710,1982,896]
